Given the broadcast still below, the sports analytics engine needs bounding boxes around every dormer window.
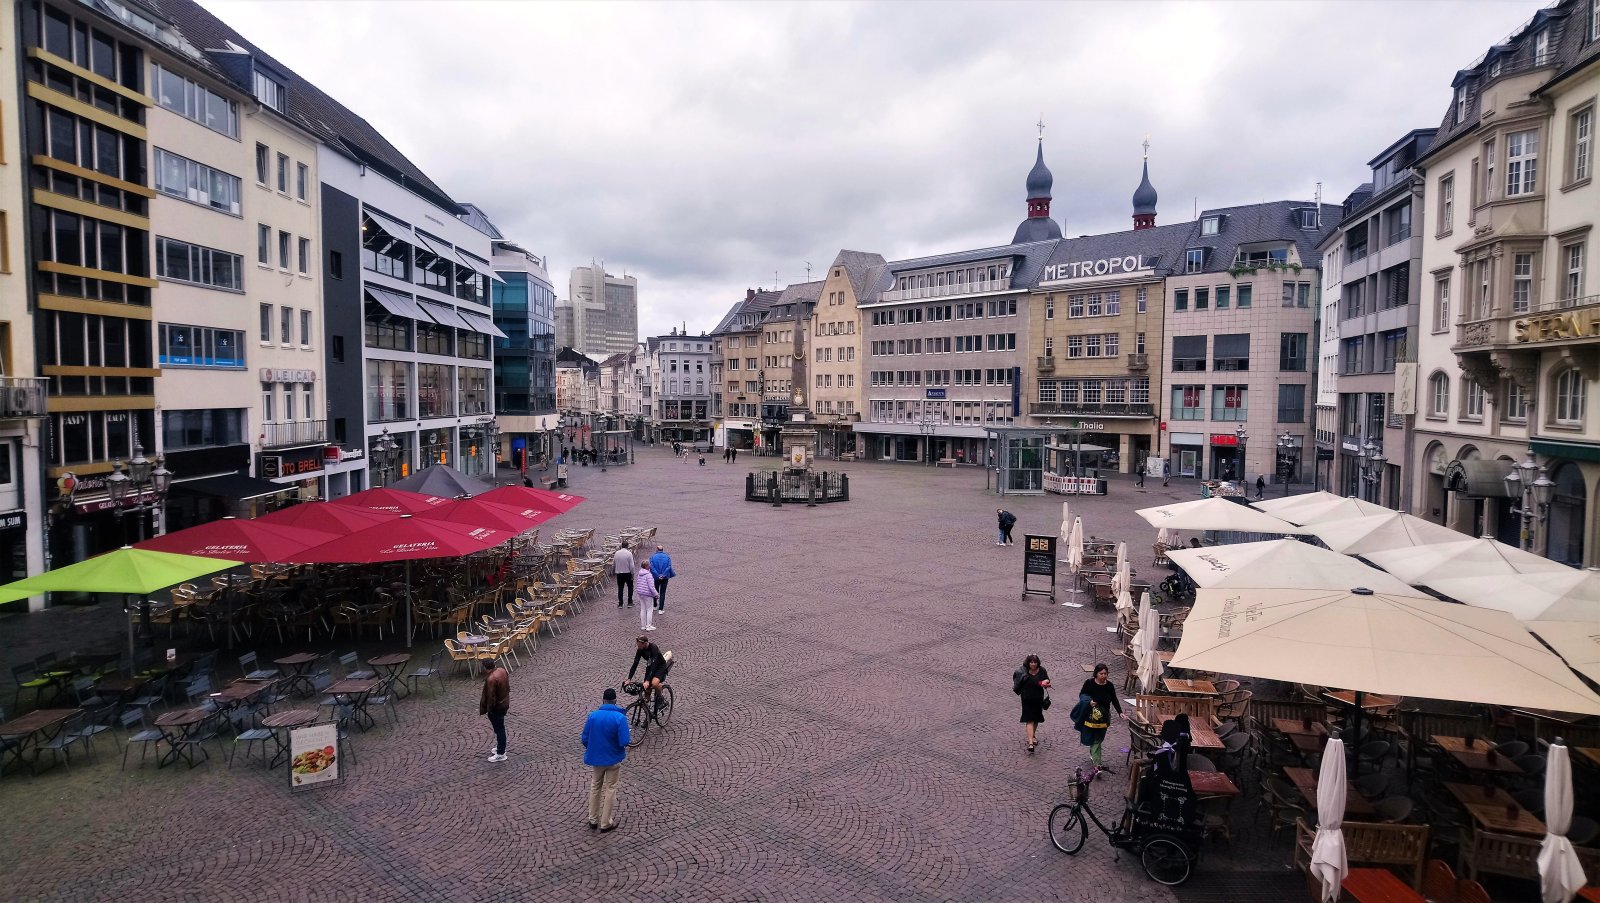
[253,69,286,111]
[1185,249,1205,273]
[1534,28,1550,66]
[1490,58,1502,78]
[1298,208,1319,229]
[1456,85,1468,124]
[1201,216,1220,236]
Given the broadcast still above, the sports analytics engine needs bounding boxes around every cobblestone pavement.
[0,452,1303,901]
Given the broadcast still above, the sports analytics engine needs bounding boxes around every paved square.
[0,453,1295,901]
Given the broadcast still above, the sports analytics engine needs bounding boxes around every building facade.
[1316,130,1435,510]
[756,281,820,453]
[1412,0,1600,562]
[710,288,778,451]
[646,331,712,443]
[559,265,637,358]
[808,251,881,457]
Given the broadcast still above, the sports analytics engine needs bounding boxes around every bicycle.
[1047,766,1197,886]
[621,680,674,747]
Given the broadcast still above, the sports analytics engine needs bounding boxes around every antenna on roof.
[1315,182,1323,228]
[774,269,779,287]
[805,261,812,281]
[1194,197,1198,219]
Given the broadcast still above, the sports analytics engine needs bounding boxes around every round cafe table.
[367,653,412,697]
[261,708,320,768]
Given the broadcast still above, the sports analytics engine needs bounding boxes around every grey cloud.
[209,0,1536,335]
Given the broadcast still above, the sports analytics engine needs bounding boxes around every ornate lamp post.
[374,429,400,487]
[1504,446,1555,551]
[917,415,937,466]
[106,444,173,646]
[1358,437,1386,503]
[1234,424,1248,484]
[1277,431,1296,497]
[482,417,501,486]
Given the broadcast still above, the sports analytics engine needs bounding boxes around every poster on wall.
[288,722,342,791]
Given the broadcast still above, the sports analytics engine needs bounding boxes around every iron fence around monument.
[744,470,850,504]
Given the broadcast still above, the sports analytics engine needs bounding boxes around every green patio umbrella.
[0,547,242,665]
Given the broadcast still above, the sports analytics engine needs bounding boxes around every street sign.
[1022,534,1056,601]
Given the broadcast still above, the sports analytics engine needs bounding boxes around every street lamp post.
[1358,437,1386,503]
[482,418,501,487]
[1277,431,1296,497]
[917,415,936,466]
[374,430,400,487]
[105,444,173,645]
[1504,446,1555,551]
[1234,424,1248,484]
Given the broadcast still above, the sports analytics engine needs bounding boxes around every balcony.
[261,419,327,448]
[1029,402,1153,418]
[1126,353,1148,370]
[879,275,1012,303]
[1036,355,1055,374]
[1454,293,1600,353]
[0,377,48,418]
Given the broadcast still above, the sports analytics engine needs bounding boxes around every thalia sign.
[1041,256,1152,281]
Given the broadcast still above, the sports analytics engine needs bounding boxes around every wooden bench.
[1294,818,1430,891]
[1465,829,1600,884]
[936,457,957,467]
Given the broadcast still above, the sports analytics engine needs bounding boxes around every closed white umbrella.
[1068,517,1084,574]
[1132,591,1154,653]
[1136,497,1305,534]
[1136,598,1164,692]
[1157,526,1177,546]
[1114,541,1127,571]
[1137,645,1164,694]
[1309,734,1349,902]
[1112,557,1131,596]
[1365,536,1570,586]
[1307,511,1464,556]
[1061,501,1071,537]
[1116,586,1135,617]
[1167,539,1428,596]
[1429,568,1600,622]
[1539,741,1586,903]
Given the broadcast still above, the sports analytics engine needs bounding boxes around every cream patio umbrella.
[1116,586,1135,618]
[1067,517,1085,575]
[1112,543,1131,595]
[1529,621,1600,685]
[1252,494,1392,527]
[1309,733,1349,902]
[1170,586,1600,716]
[1136,497,1305,534]
[1136,598,1164,693]
[1157,526,1178,547]
[1364,536,1571,586]
[1252,490,1348,519]
[1428,568,1600,622]
[1305,511,1463,556]
[1539,741,1587,903]
[1166,539,1429,597]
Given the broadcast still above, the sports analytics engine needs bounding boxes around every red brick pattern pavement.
[0,453,1290,901]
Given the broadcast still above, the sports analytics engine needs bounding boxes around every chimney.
[746,288,755,302]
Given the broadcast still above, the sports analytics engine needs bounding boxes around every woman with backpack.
[996,508,1016,546]
[1012,654,1050,754]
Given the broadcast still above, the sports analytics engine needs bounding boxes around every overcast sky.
[211,0,1537,338]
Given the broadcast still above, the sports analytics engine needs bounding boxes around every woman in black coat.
[1012,654,1050,754]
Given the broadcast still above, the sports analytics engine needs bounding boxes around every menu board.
[288,722,341,791]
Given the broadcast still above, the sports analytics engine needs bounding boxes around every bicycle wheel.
[1140,835,1192,886]
[1047,804,1087,854]
[655,685,674,727]
[625,699,650,747]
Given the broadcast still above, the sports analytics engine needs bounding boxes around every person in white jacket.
[634,565,658,630]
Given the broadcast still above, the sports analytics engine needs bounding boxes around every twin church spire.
[1009,124,1158,242]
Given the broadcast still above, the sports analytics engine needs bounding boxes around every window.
[1573,107,1593,184]
[1172,335,1205,372]
[1564,243,1586,303]
[1504,379,1528,422]
[1460,378,1484,420]
[152,63,239,138]
[280,306,292,345]
[1483,138,1497,201]
[1474,259,1492,318]
[1066,335,1083,358]
[1434,275,1452,331]
[1277,385,1306,423]
[1195,288,1209,311]
[1106,291,1121,315]
[1173,289,1188,311]
[1379,330,1405,372]
[1214,334,1249,371]
[253,69,287,111]
[1534,28,1550,66]
[1202,216,1219,236]
[1068,294,1085,317]
[1429,372,1449,417]
[1211,385,1247,421]
[1171,385,1204,420]
[1456,84,1468,124]
[1186,249,1205,273]
[1343,337,1366,374]
[1135,332,1145,354]
[299,309,312,346]
[0,212,8,273]
[329,250,344,280]
[1216,286,1230,309]
[298,237,310,275]
[257,224,270,265]
[1505,129,1538,196]
[158,324,244,368]
[1282,282,1311,307]
[163,408,245,450]
[273,153,287,193]
[1237,284,1252,308]
[1298,209,1319,229]
[367,359,411,422]
[1512,252,1534,313]
[1137,287,1147,312]
[156,237,242,291]
[259,304,272,343]
[296,162,309,201]
[1555,369,1586,424]
[255,143,268,184]
[1438,175,1454,232]
[1279,333,1307,371]
[278,230,290,269]
[153,149,242,215]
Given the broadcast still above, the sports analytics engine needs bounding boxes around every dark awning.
[172,473,296,501]
[455,249,505,284]
[459,309,508,338]
[418,300,472,330]
[1443,458,1513,498]
[365,286,425,322]
[363,207,414,240]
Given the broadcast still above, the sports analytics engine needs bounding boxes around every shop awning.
[172,473,296,501]
[1443,458,1513,498]
[365,286,425,321]
[458,309,507,338]
[1531,439,1600,463]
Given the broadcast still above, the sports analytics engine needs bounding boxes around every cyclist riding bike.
[628,636,672,707]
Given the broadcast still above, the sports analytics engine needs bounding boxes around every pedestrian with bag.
[580,687,631,832]
[480,659,510,763]
[1012,654,1050,754]
[1072,663,1128,772]
[996,508,1016,546]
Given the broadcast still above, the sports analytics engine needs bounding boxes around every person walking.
[1072,663,1128,771]
[996,508,1016,546]
[580,687,630,832]
[1135,461,1145,488]
[480,659,510,763]
[612,544,635,607]
[648,545,676,613]
[1256,474,1266,500]
[1162,459,1170,487]
[731,447,737,463]
[635,565,658,630]
[1012,654,1050,754]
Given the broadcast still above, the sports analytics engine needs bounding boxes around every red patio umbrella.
[417,497,553,534]
[330,487,452,515]
[136,516,338,563]
[476,485,586,515]
[283,514,510,647]
[255,501,398,534]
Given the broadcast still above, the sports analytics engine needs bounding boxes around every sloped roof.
[1039,221,1194,278]
[151,0,462,212]
[1187,201,1343,271]
[765,280,825,323]
[831,249,887,301]
[865,239,1062,302]
[710,289,782,335]
[457,203,503,239]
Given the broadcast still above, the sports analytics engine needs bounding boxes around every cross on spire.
[1037,114,1045,142]
[1143,137,1150,160]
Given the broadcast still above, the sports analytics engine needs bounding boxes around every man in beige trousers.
[580,687,631,831]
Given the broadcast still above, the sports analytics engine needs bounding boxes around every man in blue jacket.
[581,687,630,832]
[648,545,677,613]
